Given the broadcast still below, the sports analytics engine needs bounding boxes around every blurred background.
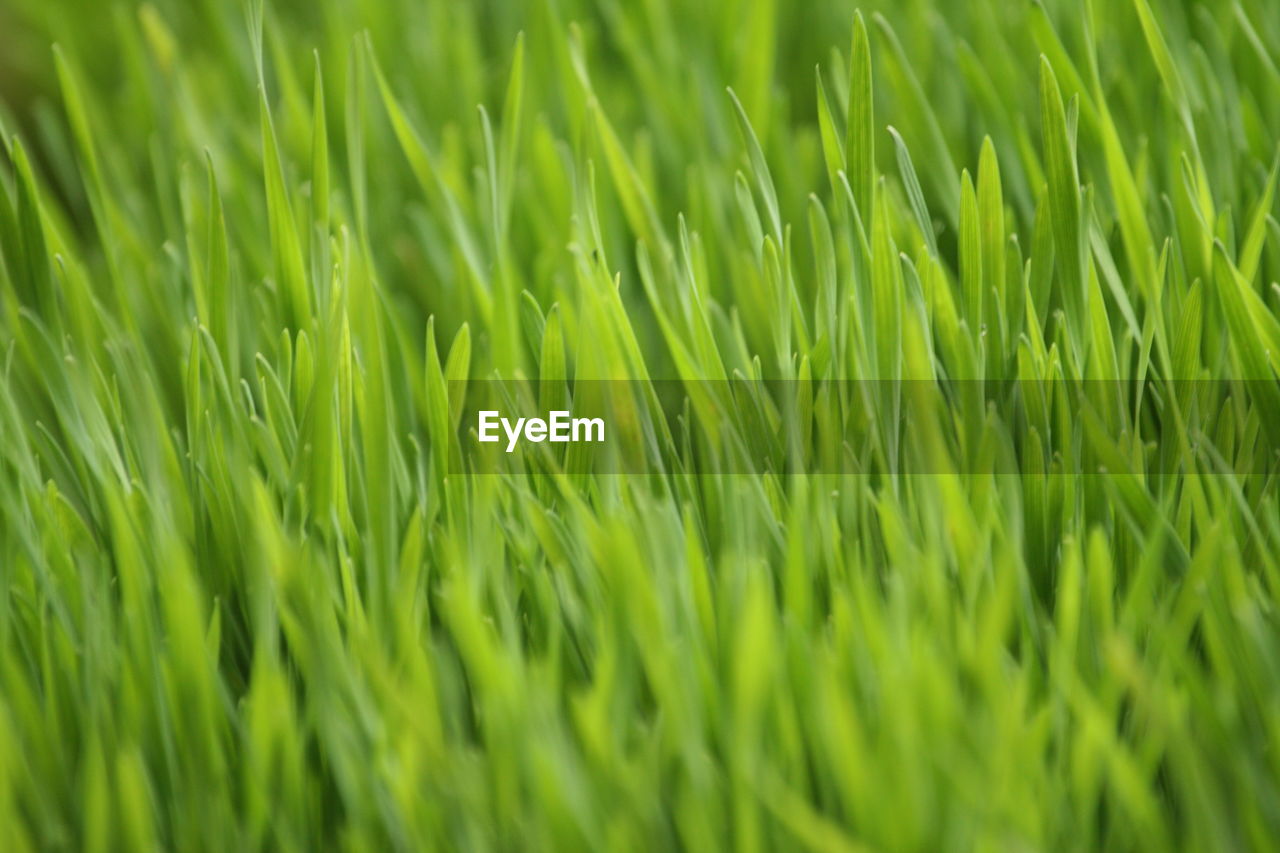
[4,0,1275,228]
[1,0,1277,377]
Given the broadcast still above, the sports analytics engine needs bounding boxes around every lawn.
[1,0,1279,849]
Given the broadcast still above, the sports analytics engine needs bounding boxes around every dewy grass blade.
[259,91,310,330]
[310,52,330,270]
[959,168,982,338]
[1240,148,1279,284]
[1130,0,1188,112]
[872,13,960,224]
[977,137,1006,363]
[728,87,782,247]
[845,10,874,222]
[815,68,845,197]
[9,141,52,314]
[1039,57,1087,362]
[887,126,937,259]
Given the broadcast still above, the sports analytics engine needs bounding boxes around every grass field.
[2,0,1280,849]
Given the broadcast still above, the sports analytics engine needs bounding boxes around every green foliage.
[1,0,1279,849]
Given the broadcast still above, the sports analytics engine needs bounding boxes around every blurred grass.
[1,0,1279,850]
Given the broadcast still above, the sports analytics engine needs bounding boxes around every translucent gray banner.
[445,379,1280,476]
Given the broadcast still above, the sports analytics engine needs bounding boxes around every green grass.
[1,0,1280,849]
